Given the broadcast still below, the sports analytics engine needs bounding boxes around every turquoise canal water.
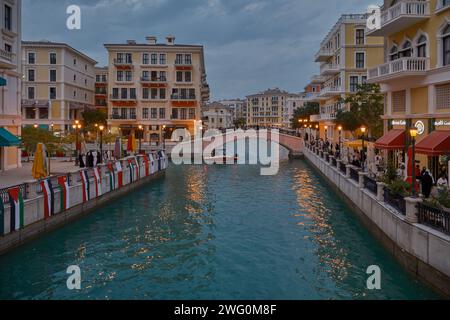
[0,160,441,299]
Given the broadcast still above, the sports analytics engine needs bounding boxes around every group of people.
[414,165,449,198]
[78,150,112,168]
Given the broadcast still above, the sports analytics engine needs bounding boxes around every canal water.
[0,160,441,299]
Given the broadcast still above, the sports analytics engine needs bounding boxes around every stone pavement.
[0,158,80,188]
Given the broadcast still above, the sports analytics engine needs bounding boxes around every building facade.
[202,102,233,130]
[0,0,21,172]
[368,0,450,181]
[246,88,292,128]
[309,14,384,143]
[219,99,246,123]
[285,93,306,128]
[21,41,97,133]
[95,66,108,114]
[104,36,209,143]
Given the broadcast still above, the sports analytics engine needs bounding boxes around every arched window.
[389,45,398,61]
[416,35,427,58]
[444,25,450,66]
[399,40,412,58]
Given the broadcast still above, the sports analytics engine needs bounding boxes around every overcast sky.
[23,0,375,100]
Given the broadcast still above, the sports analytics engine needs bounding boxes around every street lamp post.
[162,125,166,150]
[338,125,342,159]
[99,125,104,164]
[73,120,82,166]
[361,126,367,170]
[138,125,143,154]
[410,128,418,197]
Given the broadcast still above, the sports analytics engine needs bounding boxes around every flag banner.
[143,155,150,177]
[40,179,55,219]
[0,199,4,236]
[149,154,156,174]
[135,157,141,179]
[58,176,70,211]
[160,151,168,169]
[116,162,123,188]
[79,170,90,202]
[128,158,139,183]
[8,187,24,232]
[93,167,103,197]
[157,153,162,172]
[107,163,116,192]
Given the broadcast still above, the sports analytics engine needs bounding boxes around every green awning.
[0,77,6,87]
[0,128,21,147]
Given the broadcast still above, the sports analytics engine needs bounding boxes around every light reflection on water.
[0,160,441,300]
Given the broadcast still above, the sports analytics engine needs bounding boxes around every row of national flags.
[1,154,166,236]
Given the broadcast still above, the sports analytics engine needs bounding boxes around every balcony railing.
[109,114,137,120]
[114,59,133,65]
[109,95,137,101]
[315,48,334,62]
[0,48,15,64]
[171,94,196,100]
[141,77,167,83]
[319,86,344,97]
[368,57,429,82]
[320,63,340,75]
[418,203,450,235]
[367,1,430,36]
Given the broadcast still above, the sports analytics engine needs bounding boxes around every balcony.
[319,86,345,97]
[113,59,133,67]
[315,48,334,63]
[367,1,430,37]
[320,63,340,76]
[140,77,167,84]
[0,48,16,69]
[367,57,429,83]
[310,75,326,84]
[109,114,137,120]
[303,92,324,102]
[171,94,196,101]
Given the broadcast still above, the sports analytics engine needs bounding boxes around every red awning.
[374,129,405,150]
[416,131,450,156]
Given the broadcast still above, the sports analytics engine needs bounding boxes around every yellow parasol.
[32,143,48,179]
[344,140,375,149]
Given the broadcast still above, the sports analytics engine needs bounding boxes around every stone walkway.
[0,158,80,188]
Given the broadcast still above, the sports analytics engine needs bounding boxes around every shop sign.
[391,120,406,126]
[414,121,425,135]
[434,120,450,127]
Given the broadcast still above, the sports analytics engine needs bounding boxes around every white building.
[219,99,246,123]
[285,94,307,128]
[202,102,233,130]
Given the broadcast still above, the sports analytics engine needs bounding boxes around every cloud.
[22,0,374,100]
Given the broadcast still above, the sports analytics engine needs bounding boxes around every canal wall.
[0,154,168,256]
[303,146,450,297]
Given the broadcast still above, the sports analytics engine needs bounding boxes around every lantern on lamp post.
[99,125,104,164]
[410,128,418,197]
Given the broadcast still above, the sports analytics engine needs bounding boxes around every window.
[444,25,450,66]
[185,71,192,82]
[27,87,35,99]
[151,108,158,119]
[125,53,132,63]
[4,44,11,52]
[28,52,36,64]
[28,69,35,82]
[49,69,56,82]
[184,54,192,65]
[50,53,57,64]
[25,107,35,119]
[142,88,149,99]
[355,52,365,68]
[96,75,100,82]
[355,29,365,45]
[112,88,119,99]
[151,53,158,64]
[416,35,427,58]
[176,71,183,82]
[350,76,359,92]
[143,108,149,119]
[361,76,367,84]
[143,53,149,65]
[175,54,183,65]
[117,71,124,82]
[159,54,166,65]
[399,40,412,58]
[73,58,77,66]
[121,88,128,99]
[159,108,166,119]
[389,45,398,61]
[436,84,450,110]
[151,88,158,99]
[160,71,167,81]
[125,71,132,82]
[189,108,196,119]
[160,88,166,100]
[4,5,12,31]
[49,87,57,100]
[130,88,136,99]
[172,108,178,119]
[392,90,406,112]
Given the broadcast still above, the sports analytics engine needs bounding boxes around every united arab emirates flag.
[115,162,123,188]
[93,167,102,197]
[40,179,55,218]
[8,187,24,232]
[0,199,4,236]
[58,176,70,211]
[107,163,116,192]
[79,170,90,202]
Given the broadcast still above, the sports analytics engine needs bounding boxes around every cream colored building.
[246,88,293,128]
[368,0,450,180]
[21,41,97,132]
[285,93,307,128]
[202,102,233,130]
[219,99,246,123]
[104,36,210,142]
[309,14,384,143]
[95,66,108,114]
[0,0,21,172]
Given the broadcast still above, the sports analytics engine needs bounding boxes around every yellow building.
[0,0,22,172]
[21,41,97,133]
[104,36,209,143]
[95,67,108,114]
[246,88,294,128]
[368,0,450,180]
[309,14,384,143]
